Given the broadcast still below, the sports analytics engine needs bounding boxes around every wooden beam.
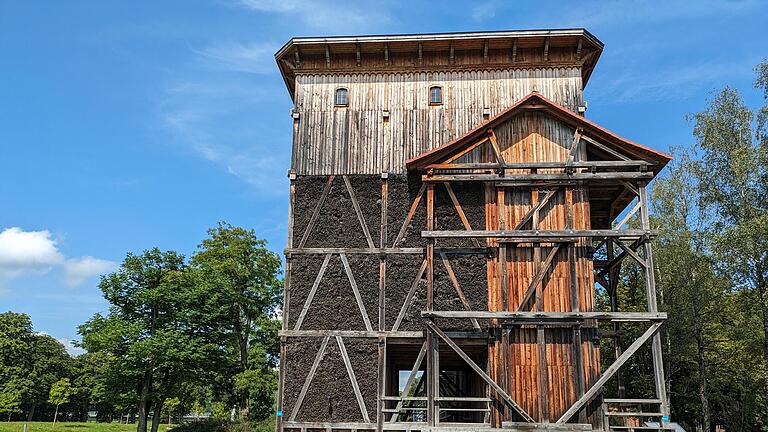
[325,45,331,68]
[340,253,374,331]
[294,254,332,330]
[290,335,331,421]
[429,161,654,170]
[392,184,425,247]
[640,182,670,418]
[299,175,335,248]
[568,128,583,163]
[444,137,490,164]
[286,247,422,255]
[440,252,481,329]
[392,259,428,331]
[576,37,583,60]
[422,311,667,321]
[444,183,482,247]
[449,41,455,65]
[356,43,362,67]
[537,326,549,421]
[613,238,648,268]
[581,135,630,161]
[556,322,664,423]
[424,172,654,183]
[421,229,655,239]
[613,199,642,230]
[384,43,389,66]
[418,43,423,65]
[343,175,376,248]
[512,188,559,230]
[543,37,550,61]
[294,47,302,68]
[512,39,517,62]
[486,128,506,165]
[517,244,562,311]
[425,320,535,423]
[337,336,371,423]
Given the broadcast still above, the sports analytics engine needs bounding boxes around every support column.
[377,173,388,432]
[276,171,297,432]
[607,240,626,399]
[639,181,669,420]
[425,183,436,426]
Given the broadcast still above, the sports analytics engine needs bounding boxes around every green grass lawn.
[0,423,176,432]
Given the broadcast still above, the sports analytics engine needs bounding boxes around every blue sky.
[1,0,766,354]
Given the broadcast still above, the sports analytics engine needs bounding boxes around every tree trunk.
[234,312,250,419]
[696,332,710,431]
[150,397,165,432]
[137,371,152,432]
[53,404,59,427]
[26,403,35,422]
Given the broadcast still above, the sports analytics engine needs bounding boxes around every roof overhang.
[276,29,604,99]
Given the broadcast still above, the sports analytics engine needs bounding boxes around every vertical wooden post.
[277,171,297,432]
[639,181,669,420]
[567,186,586,424]
[607,240,626,399]
[531,186,549,421]
[377,173,388,432]
[497,186,510,421]
[425,183,436,426]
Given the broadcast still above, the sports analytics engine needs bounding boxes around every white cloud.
[0,227,115,290]
[193,42,278,75]
[236,0,393,33]
[58,338,86,357]
[0,227,64,277]
[159,79,289,192]
[471,1,498,22]
[63,257,117,288]
[589,58,761,104]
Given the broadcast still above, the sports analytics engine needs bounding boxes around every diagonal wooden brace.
[425,319,535,423]
[556,321,664,423]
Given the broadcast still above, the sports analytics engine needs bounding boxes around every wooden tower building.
[275,29,672,432]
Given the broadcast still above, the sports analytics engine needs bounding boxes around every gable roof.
[405,92,672,173]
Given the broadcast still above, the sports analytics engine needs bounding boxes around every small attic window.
[335,88,348,106]
[429,86,442,105]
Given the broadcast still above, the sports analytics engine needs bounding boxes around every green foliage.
[189,222,283,421]
[0,389,22,418]
[0,312,73,421]
[638,60,768,431]
[49,378,72,407]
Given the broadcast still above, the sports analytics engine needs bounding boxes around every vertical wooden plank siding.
[292,68,583,175]
[474,114,601,424]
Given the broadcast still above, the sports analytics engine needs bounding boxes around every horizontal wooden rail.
[284,247,489,255]
[422,172,653,182]
[279,329,491,338]
[604,398,662,404]
[421,229,655,240]
[422,311,667,321]
[427,160,655,170]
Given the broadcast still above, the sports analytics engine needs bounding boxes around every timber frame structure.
[275,30,673,432]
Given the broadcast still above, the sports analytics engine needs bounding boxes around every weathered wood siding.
[292,68,583,175]
[478,114,601,424]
